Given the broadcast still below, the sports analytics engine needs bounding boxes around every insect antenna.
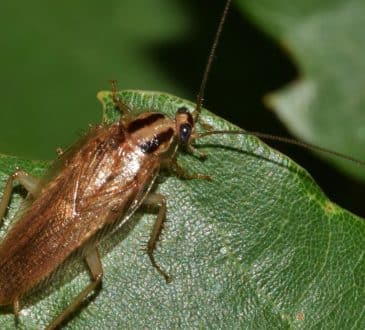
[193,0,232,123]
[182,0,364,168]
[189,0,365,168]
[194,130,365,166]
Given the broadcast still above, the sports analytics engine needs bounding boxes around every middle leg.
[143,193,171,283]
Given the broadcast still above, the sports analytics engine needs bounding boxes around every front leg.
[110,80,133,124]
[164,158,211,181]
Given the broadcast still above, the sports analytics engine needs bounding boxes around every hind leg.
[46,246,103,330]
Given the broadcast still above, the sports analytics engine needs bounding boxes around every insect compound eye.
[179,123,192,145]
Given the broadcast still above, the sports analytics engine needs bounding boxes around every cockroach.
[0,0,364,329]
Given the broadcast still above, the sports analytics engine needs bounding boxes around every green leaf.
[237,0,365,180]
[0,90,364,329]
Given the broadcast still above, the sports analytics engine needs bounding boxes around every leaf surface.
[0,91,364,329]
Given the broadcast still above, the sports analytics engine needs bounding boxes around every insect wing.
[0,124,159,301]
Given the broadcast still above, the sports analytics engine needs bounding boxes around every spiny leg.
[198,118,215,132]
[166,158,212,181]
[12,297,20,327]
[13,297,20,317]
[187,144,208,160]
[143,193,172,283]
[110,80,132,116]
[46,246,103,330]
[0,170,40,225]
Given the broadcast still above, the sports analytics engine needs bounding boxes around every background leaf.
[0,91,364,329]
[2,0,364,216]
[237,0,365,181]
[1,0,365,215]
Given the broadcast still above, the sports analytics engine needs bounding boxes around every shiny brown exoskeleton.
[0,89,210,328]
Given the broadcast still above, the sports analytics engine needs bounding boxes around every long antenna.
[190,0,365,167]
[195,130,365,166]
[193,0,232,122]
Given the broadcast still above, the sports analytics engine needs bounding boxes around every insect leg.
[110,80,133,117]
[46,246,103,330]
[187,144,208,160]
[0,170,40,224]
[198,118,215,132]
[143,193,171,283]
[8,296,21,328]
[166,158,212,181]
[13,296,20,318]
[56,147,64,156]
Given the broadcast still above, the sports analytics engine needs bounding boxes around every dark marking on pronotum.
[139,128,174,154]
[128,113,165,134]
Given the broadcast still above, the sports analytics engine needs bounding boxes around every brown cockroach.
[0,0,364,329]
[0,2,231,328]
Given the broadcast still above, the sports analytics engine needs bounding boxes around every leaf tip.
[96,91,110,106]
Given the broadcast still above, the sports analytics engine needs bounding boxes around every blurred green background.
[1,0,365,216]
